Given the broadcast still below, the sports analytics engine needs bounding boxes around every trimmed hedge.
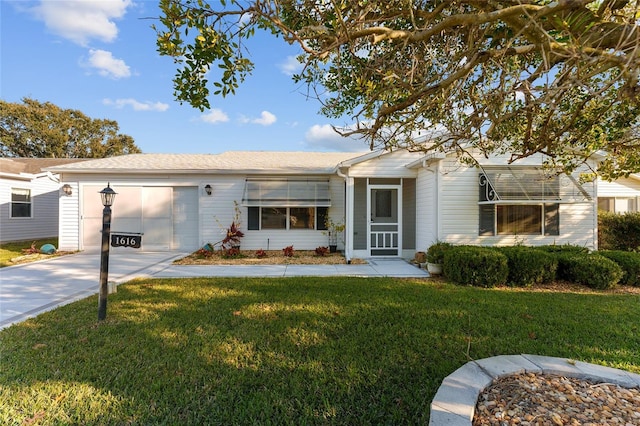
[598,250,640,286]
[555,252,623,290]
[443,246,508,288]
[598,212,640,252]
[497,246,558,287]
[536,244,589,254]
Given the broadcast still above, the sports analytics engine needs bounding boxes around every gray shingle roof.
[45,151,369,174]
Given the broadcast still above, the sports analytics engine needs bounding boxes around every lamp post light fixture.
[98,183,117,321]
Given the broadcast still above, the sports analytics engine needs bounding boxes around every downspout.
[336,166,351,263]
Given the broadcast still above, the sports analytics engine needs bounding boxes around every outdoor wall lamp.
[98,183,117,321]
[204,184,212,196]
[61,184,73,196]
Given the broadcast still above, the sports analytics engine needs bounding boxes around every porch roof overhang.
[478,166,593,205]
[241,178,332,207]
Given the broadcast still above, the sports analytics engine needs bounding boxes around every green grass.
[0,238,58,267]
[1,277,639,424]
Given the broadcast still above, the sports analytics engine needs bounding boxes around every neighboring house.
[0,158,87,243]
[47,149,599,259]
[597,174,640,213]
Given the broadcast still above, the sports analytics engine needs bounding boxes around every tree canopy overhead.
[0,98,141,158]
[156,0,640,179]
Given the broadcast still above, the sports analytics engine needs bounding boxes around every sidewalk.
[0,253,428,329]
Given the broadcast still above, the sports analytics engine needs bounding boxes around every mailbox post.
[98,184,116,321]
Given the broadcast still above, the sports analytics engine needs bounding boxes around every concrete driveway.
[0,252,428,330]
[0,251,185,329]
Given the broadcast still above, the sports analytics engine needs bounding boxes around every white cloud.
[279,55,303,76]
[85,49,131,79]
[240,110,277,126]
[33,0,132,46]
[200,109,230,124]
[253,111,277,126]
[103,98,169,112]
[304,124,369,152]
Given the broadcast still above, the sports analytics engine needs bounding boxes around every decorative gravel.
[473,373,640,425]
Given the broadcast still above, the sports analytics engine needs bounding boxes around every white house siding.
[415,166,438,252]
[435,154,598,249]
[58,182,80,251]
[0,175,61,243]
[347,150,421,178]
[200,175,345,251]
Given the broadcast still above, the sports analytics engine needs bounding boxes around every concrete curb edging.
[429,354,640,425]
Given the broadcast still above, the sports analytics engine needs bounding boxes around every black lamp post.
[98,183,116,321]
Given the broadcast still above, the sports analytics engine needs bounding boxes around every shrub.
[598,212,640,252]
[195,247,214,258]
[255,249,267,259]
[282,245,295,257]
[497,246,558,287]
[426,241,453,264]
[222,247,242,258]
[315,246,329,256]
[598,250,640,286]
[557,252,623,290]
[443,246,508,288]
[536,244,589,254]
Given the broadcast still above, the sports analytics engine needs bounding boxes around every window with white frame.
[478,166,591,236]
[242,179,330,231]
[11,188,32,218]
[597,197,638,213]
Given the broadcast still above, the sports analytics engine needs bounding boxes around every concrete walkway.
[0,252,428,329]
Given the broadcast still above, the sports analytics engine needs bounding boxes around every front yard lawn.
[1,277,638,424]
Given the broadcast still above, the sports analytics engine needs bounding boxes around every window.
[248,206,328,230]
[477,166,576,236]
[480,204,559,236]
[598,197,638,213]
[11,188,32,218]
[243,178,331,231]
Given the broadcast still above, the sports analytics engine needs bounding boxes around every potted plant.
[323,217,345,253]
[426,241,452,275]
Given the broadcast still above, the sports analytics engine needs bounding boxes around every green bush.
[598,212,640,252]
[443,246,508,288]
[497,246,558,287]
[536,244,590,254]
[556,252,623,290]
[425,241,453,264]
[598,250,640,286]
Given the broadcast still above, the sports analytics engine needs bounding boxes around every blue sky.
[1,0,369,154]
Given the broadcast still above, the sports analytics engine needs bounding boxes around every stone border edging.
[429,354,640,425]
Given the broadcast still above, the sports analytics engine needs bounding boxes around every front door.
[368,186,401,256]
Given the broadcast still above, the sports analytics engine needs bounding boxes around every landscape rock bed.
[474,372,640,425]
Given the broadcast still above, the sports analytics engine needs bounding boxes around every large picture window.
[476,166,581,237]
[248,206,328,230]
[11,188,32,218]
[480,204,559,236]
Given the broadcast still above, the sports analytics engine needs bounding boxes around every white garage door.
[82,185,198,251]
